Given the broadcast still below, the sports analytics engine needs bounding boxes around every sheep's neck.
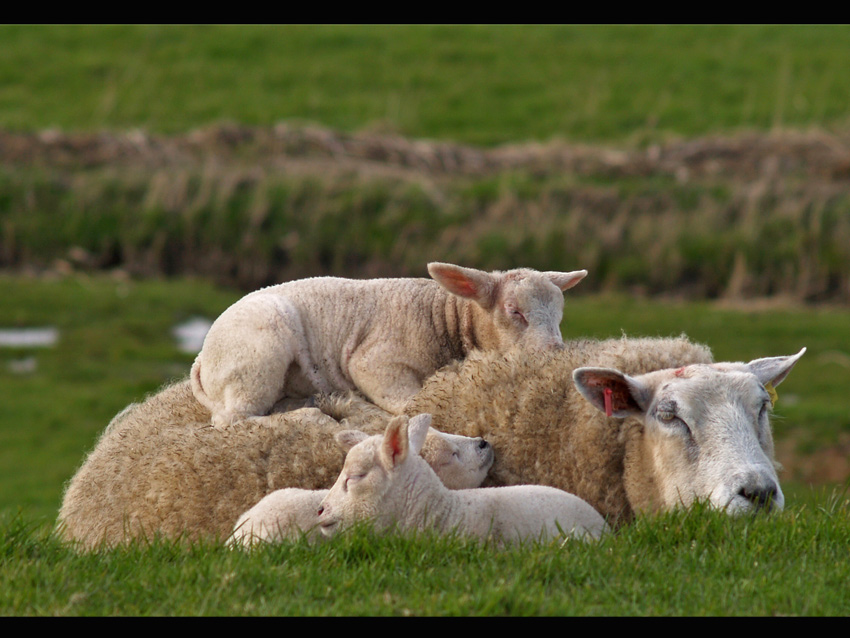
[438,291,500,356]
[394,464,465,533]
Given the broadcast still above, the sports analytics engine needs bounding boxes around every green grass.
[0,274,237,518]
[3,24,850,144]
[4,25,850,303]
[5,500,850,615]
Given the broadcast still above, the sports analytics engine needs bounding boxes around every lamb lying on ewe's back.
[315,414,609,544]
[191,262,587,428]
[328,336,804,528]
[56,379,494,550]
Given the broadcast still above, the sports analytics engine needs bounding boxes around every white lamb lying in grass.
[191,262,587,428]
[228,424,495,546]
[229,488,327,546]
[315,413,610,545]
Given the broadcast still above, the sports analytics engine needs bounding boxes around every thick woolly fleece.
[402,335,717,527]
[57,379,492,550]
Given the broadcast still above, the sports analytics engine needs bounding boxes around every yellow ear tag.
[765,382,778,407]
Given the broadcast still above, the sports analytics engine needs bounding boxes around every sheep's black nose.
[478,439,489,449]
[738,483,779,510]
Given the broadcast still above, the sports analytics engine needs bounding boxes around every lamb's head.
[427,262,587,352]
[420,427,494,489]
[317,413,435,537]
[573,348,805,515]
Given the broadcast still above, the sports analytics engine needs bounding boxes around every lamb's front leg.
[348,361,424,415]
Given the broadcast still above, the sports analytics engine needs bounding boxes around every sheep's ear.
[335,429,370,452]
[543,270,588,292]
[427,262,495,308]
[746,347,806,388]
[406,414,432,456]
[380,415,411,470]
[572,367,650,418]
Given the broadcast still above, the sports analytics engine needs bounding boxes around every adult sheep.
[56,379,494,550]
[327,336,804,528]
[191,262,587,428]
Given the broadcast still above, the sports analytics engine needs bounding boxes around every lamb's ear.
[746,347,806,388]
[380,415,411,470]
[335,429,370,452]
[406,414,432,457]
[427,262,496,308]
[572,367,650,418]
[543,270,588,292]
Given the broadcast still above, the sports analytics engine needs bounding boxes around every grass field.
[3,24,850,144]
[4,25,850,302]
[5,503,850,615]
[2,25,850,615]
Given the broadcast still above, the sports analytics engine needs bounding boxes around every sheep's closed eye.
[506,304,528,326]
[654,402,689,433]
[658,413,690,435]
[344,473,365,491]
[657,409,676,422]
[437,451,460,468]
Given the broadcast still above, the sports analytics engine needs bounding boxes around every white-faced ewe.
[314,413,609,545]
[327,336,804,527]
[190,262,587,428]
[56,379,493,550]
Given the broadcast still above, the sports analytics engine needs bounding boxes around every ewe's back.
[57,380,363,548]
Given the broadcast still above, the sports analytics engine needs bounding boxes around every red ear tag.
[603,388,613,417]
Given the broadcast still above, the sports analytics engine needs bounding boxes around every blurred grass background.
[0,24,848,528]
[3,24,850,143]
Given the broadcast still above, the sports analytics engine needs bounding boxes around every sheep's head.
[573,348,805,515]
[427,262,587,352]
[419,428,493,489]
[317,413,432,537]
